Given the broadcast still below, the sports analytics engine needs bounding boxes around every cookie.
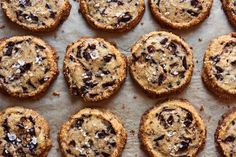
[0,36,58,98]
[0,107,52,157]
[129,31,194,97]
[1,0,71,32]
[149,0,213,29]
[202,33,236,98]
[221,0,236,27]
[63,38,127,102]
[215,109,236,157]
[139,99,206,157]
[58,108,127,157]
[79,0,145,32]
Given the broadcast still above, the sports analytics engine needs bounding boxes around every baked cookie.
[0,36,58,98]
[149,0,213,29]
[221,0,236,27]
[1,0,71,32]
[129,31,194,97]
[64,38,127,102]
[215,109,236,157]
[79,0,145,32]
[139,99,206,157]
[202,33,236,98]
[58,108,127,157]
[0,107,52,157]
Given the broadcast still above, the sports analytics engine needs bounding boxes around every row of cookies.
[0,99,234,157]
[0,31,235,101]
[1,0,236,32]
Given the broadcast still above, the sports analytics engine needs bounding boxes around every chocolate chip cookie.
[79,0,145,32]
[202,33,236,98]
[139,99,206,157]
[129,31,194,97]
[1,0,71,32]
[215,109,236,157]
[149,0,213,29]
[0,36,58,98]
[64,38,127,102]
[58,108,127,157]
[0,107,52,157]
[221,0,236,28]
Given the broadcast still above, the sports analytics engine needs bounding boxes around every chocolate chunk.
[160,38,168,45]
[29,116,35,125]
[108,140,116,147]
[103,54,114,63]
[190,0,199,7]
[80,86,88,95]
[215,66,224,73]
[168,42,177,54]
[147,45,156,53]
[88,44,96,50]
[35,44,45,51]
[178,140,190,152]
[27,137,38,152]
[20,63,32,74]
[154,135,165,146]
[69,140,76,147]
[132,54,140,62]
[224,136,235,143]
[102,80,116,88]
[38,77,48,85]
[2,149,12,157]
[83,51,91,61]
[186,10,199,17]
[214,73,223,81]
[210,55,220,63]
[101,152,110,157]
[4,133,17,143]
[27,127,36,136]
[89,93,99,98]
[49,11,57,19]
[16,148,25,157]
[231,60,236,66]
[158,74,166,86]
[27,80,36,89]
[95,130,108,139]
[4,42,15,56]
[183,112,193,127]
[107,124,116,135]
[118,12,132,23]
[85,81,98,88]
[75,118,84,128]
[182,56,188,70]
[167,115,174,125]
[19,0,31,8]
[2,119,10,132]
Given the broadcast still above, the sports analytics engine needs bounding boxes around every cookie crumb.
[53,91,60,97]
[130,130,135,135]
[198,38,202,42]
[200,105,204,112]
[141,22,144,25]
[133,96,137,99]
[0,25,5,29]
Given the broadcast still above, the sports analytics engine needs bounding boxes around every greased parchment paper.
[0,0,235,156]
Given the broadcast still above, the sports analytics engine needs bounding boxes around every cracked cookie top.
[79,0,145,32]
[215,109,236,157]
[0,107,51,157]
[149,0,213,29]
[64,38,127,102]
[203,33,236,96]
[139,99,206,157]
[130,31,193,97]
[0,36,58,98]
[1,0,71,32]
[59,108,127,157]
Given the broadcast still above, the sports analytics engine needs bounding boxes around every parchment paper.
[0,0,235,156]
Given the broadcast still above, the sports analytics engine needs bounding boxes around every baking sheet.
[0,0,235,156]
